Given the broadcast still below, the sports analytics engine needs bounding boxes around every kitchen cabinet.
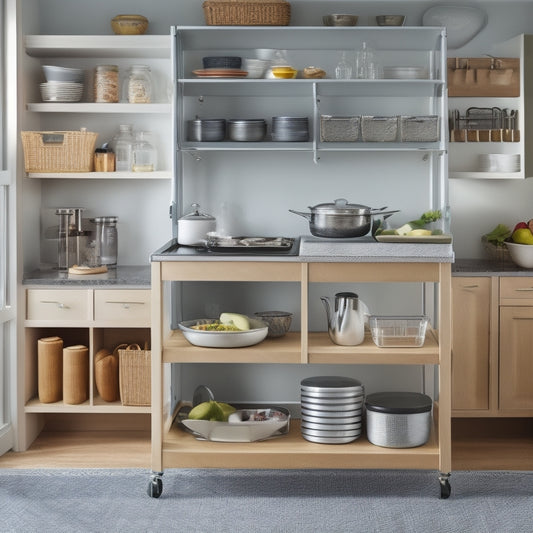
[22,287,151,449]
[149,257,452,498]
[449,34,533,179]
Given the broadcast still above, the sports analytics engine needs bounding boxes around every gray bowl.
[323,14,358,26]
[376,15,405,26]
[254,311,293,337]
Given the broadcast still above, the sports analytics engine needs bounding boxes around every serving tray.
[206,236,295,252]
[375,234,453,244]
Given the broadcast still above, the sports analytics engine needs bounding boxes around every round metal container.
[300,395,363,406]
[302,434,358,444]
[301,414,362,425]
[301,420,362,431]
[301,407,362,418]
[187,119,226,142]
[365,392,432,448]
[302,427,361,438]
[301,389,364,399]
[301,376,363,393]
[300,402,362,413]
[227,119,266,142]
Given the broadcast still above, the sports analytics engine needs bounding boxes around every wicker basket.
[202,0,291,26]
[21,130,98,173]
[481,235,512,264]
[118,343,151,406]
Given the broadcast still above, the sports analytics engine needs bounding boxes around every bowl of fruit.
[505,220,533,268]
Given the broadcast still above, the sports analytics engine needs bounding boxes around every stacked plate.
[227,119,267,141]
[300,376,364,444]
[383,66,429,79]
[187,118,226,142]
[271,116,309,142]
[40,81,84,102]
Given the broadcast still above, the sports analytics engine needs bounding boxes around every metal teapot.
[320,292,370,346]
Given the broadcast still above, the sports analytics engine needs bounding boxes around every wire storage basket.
[202,0,291,25]
[21,129,98,173]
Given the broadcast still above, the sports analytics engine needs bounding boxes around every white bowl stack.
[478,153,520,173]
[300,376,364,444]
[40,66,84,102]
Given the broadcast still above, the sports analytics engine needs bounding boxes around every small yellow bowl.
[271,67,298,79]
[111,14,149,35]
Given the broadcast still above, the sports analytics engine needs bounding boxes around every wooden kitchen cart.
[149,254,452,499]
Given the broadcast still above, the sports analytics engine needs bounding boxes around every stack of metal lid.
[300,376,364,444]
[271,116,309,142]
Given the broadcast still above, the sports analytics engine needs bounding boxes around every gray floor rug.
[0,468,532,533]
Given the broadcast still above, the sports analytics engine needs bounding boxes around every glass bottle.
[127,65,152,103]
[91,216,118,266]
[132,131,156,172]
[335,51,352,80]
[113,124,134,172]
[354,42,382,79]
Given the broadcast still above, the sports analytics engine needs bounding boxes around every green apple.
[217,402,236,421]
[188,401,224,421]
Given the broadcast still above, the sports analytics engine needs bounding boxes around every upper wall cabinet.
[448,34,533,180]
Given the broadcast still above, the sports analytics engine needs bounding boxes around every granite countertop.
[453,258,533,276]
[22,265,151,287]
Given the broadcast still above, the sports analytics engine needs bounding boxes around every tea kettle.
[320,292,370,346]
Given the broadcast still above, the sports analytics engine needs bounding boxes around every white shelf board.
[25,171,171,179]
[24,35,171,58]
[449,171,525,180]
[27,103,171,113]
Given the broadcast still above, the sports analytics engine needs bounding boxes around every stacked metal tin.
[300,376,364,444]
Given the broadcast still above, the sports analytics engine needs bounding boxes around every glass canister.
[132,131,156,172]
[91,216,118,266]
[94,64,119,103]
[127,65,152,103]
[113,124,135,171]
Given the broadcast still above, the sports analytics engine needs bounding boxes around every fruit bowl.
[505,241,533,268]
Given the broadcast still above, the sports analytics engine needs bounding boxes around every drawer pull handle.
[40,300,70,309]
[515,288,533,292]
[463,285,478,289]
[105,301,145,309]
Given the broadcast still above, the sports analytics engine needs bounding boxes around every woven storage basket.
[118,343,151,406]
[481,235,512,264]
[203,0,291,25]
[21,130,98,173]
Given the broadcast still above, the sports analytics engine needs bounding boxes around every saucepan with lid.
[289,198,399,238]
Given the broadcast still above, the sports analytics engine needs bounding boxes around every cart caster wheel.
[439,473,451,499]
[147,477,163,498]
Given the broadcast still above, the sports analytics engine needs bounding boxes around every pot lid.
[179,203,215,221]
[365,392,432,414]
[309,198,371,214]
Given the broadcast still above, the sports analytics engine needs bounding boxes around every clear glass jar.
[94,65,119,103]
[113,124,134,172]
[132,131,156,172]
[91,216,118,266]
[127,65,152,103]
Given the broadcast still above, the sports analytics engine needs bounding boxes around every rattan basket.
[21,130,98,173]
[118,343,151,406]
[202,0,291,25]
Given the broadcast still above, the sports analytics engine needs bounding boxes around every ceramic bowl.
[271,66,297,79]
[376,15,405,26]
[42,65,84,83]
[254,311,293,337]
[505,241,533,268]
[323,14,358,26]
[111,14,149,35]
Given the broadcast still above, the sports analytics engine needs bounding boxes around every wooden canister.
[37,336,63,403]
[94,348,120,402]
[63,344,89,405]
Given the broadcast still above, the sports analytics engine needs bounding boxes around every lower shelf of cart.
[161,419,440,470]
[24,396,151,414]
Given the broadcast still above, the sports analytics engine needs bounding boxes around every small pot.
[177,203,216,246]
[289,198,398,238]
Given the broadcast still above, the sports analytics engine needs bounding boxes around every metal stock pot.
[289,198,399,238]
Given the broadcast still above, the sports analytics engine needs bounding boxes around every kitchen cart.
[148,243,453,499]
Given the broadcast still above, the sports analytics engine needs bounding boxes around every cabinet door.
[451,277,490,410]
[499,306,533,410]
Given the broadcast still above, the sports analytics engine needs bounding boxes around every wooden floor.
[0,425,531,470]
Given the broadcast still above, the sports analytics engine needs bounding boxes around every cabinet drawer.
[500,277,533,301]
[94,290,151,323]
[27,289,90,321]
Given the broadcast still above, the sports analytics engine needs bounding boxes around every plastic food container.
[365,391,432,448]
[320,115,361,142]
[369,315,429,347]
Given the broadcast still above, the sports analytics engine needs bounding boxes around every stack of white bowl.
[478,153,520,173]
[300,376,364,444]
[242,58,270,79]
[40,65,84,102]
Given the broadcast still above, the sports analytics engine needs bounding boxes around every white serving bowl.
[42,65,84,83]
[505,241,533,268]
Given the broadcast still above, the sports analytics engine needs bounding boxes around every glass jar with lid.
[127,65,152,103]
[132,131,157,172]
[91,216,118,266]
[112,124,135,172]
[94,65,119,103]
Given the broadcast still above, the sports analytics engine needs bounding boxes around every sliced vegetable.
[484,224,511,247]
